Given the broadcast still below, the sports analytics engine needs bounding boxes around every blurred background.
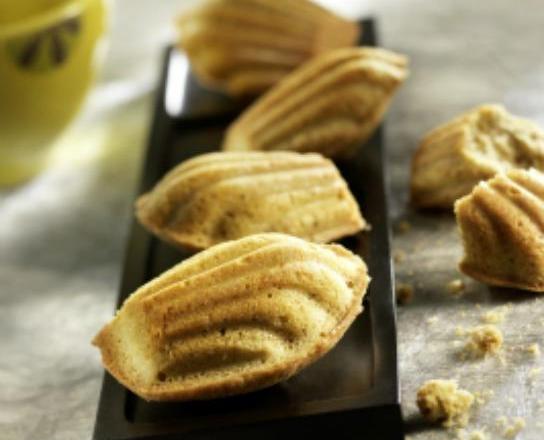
[2,1,544,439]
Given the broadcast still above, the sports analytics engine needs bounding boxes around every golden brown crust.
[411,104,544,209]
[135,151,366,249]
[176,0,360,96]
[459,262,544,292]
[92,233,370,401]
[222,47,408,158]
[455,168,544,292]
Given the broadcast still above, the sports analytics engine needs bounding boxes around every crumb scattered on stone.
[462,325,503,358]
[473,389,494,406]
[455,428,467,439]
[427,315,439,325]
[397,220,412,233]
[503,417,525,438]
[416,379,474,428]
[393,249,407,264]
[456,326,466,337]
[447,279,466,295]
[456,428,488,440]
[526,343,540,357]
[455,428,489,440]
[496,416,508,429]
[481,305,510,324]
[396,283,414,305]
[468,431,488,440]
[529,367,541,382]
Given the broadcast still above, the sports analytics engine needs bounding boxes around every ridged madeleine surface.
[176,0,359,96]
[455,168,544,292]
[412,104,544,209]
[136,151,366,249]
[222,47,408,158]
[93,233,370,401]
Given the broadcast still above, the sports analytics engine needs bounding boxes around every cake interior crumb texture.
[463,325,503,358]
[416,379,475,428]
[411,104,544,209]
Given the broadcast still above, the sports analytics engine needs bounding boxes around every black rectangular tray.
[93,18,402,440]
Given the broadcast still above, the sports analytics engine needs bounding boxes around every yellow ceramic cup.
[0,0,107,186]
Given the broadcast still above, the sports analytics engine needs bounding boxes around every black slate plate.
[93,18,403,440]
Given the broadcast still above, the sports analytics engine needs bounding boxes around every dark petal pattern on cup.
[6,16,81,72]
[19,35,41,67]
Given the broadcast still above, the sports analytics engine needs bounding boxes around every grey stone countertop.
[2,1,544,439]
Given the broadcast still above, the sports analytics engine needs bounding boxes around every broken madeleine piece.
[222,47,408,158]
[411,104,544,209]
[93,233,370,401]
[455,168,544,292]
[176,0,360,96]
[136,151,366,249]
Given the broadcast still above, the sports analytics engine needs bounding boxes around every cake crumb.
[526,343,540,357]
[456,326,466,337]
[473,389,494,406]
[468,431,487,440]
[456,429,488,440]
[396,283,414,305]
[427,316,439,325]
[447,279,466,295]
[496,416,508,429]
[462,325,503,358]
[503,417,525,438]
[393,249,407,264]
[397,220,412,233]
[416,379,474,428]
[481,305,509,324]
[529,367,541,381]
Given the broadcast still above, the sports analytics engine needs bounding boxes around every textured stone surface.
[1,1,544,439]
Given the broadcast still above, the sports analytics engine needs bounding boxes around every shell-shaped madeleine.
[176,0,360,96]
[92,233,370,401]
[455,168,544,292]
[222,47,408,158]
[136,151,366,249]
[412,104,544,209]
